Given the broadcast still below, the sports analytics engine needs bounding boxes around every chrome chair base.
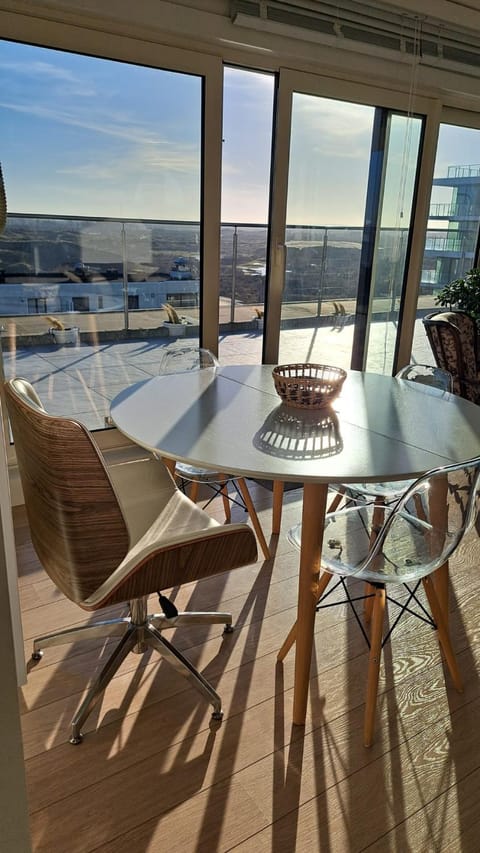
[31,597,232,744]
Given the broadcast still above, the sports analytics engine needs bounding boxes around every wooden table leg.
[292,481,329,726]
[272,480,285,535]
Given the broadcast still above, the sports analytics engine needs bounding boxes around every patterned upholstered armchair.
[423,310,480,403]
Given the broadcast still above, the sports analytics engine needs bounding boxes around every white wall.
[3,0,480,110]
[0,464,31,851]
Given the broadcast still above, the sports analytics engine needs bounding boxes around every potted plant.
[435,268,480,322]
[252,307,264,330]
[47,315,79,346]
[162,303,192,337]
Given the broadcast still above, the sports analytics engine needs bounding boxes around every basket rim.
[272,362,347,378]
[271,362,347,409]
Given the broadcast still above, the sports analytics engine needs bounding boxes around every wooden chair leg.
[364,499,386,623]
[363,583,377,624]
[364,585,385,748]
[277,570,332,661]
[327,487,345,513]
[161,456,177,477]
[189,480,200,503]
[272,480,284,535]
[220,481,232,522]
[422,575,463,692]
[236,477,270,560]
[277,622,297,663]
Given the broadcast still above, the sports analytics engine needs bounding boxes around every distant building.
[0,276,199,316]
[0,217,200,316]
[422,164,480,292]
[169,257,195,280]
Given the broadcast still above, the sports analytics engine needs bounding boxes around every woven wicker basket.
[272,363,346,409]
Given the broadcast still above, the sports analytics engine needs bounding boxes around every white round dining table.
[110,364,480,725]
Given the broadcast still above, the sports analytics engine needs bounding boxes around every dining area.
[7,352,480,852]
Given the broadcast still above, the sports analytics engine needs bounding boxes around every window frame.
[0,21,223,458]
[265,66,442,366]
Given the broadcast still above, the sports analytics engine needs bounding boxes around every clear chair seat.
[344,479,415,502]
[175,462,235,483]
[288,502,451,586]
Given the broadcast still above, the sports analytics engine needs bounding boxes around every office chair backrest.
[4,378,130,604]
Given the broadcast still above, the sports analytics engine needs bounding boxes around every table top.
[110,365,480,484]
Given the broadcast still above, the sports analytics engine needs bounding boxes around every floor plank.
[14,488,480,852]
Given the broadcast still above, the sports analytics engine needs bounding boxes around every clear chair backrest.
[396,363,453,392]
[370,457,480,575]
[158,345,219,375]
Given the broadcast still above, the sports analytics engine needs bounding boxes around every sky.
[1,39,480,227]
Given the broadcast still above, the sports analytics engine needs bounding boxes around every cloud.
[55,139,200,183]
[0,58,81,82]
[0,99,168,145]
[292,95,373,158]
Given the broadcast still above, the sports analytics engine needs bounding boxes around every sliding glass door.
[359,111,423,373]
[267,70,426,375]
[279,93,374,371]
[0,39,220,430]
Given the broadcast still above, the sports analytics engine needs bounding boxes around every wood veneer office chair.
[5,378,257,744]
[280,457,480,746]
[158,344,270,560]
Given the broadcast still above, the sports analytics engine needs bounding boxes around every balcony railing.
[424,235,470,253]
[0,214,477,343]
[429,202,476,218]
[447,164,480,179]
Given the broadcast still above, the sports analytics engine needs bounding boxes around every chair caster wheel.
[211,710,224,721]
[69,733,83,745]
[223,624,234,634]
[31,650,43,661]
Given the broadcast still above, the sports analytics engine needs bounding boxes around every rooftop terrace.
[1,318,434,431]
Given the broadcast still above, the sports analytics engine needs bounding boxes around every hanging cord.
[396,16,423,223]
[0,162,6,235]
[381,16,423,371]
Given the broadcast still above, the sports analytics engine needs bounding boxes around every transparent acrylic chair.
[158,344,270,559]
[280,456,480,746]
[396,362,453,390]
[271,364,454,531]
[332,363,454,509]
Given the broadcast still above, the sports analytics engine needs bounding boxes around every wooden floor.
[15,482,480,853]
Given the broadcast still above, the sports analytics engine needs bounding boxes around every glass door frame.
[265,66,442,371]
